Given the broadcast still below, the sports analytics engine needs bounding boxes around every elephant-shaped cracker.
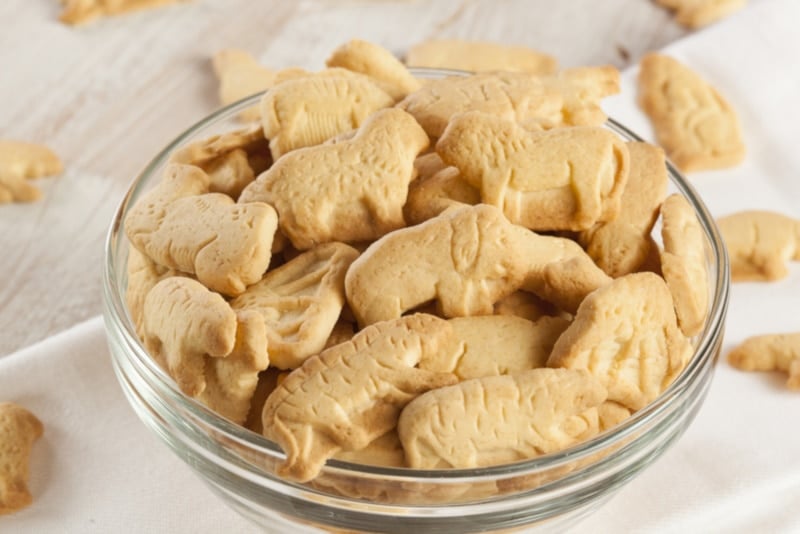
[397,368,606,469]
[261,314,458,482]
[230,242,360,369]
[240,108,429,250]
[126,163,278,296]
[548,272,692,411]
[345,205,611,326]
[437,111,629,231]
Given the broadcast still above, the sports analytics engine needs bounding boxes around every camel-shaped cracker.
[397,368,606,469]
[143,277,238,396]
[261,314,458,481]
[638,53,745,172]
[231,242,360,369]
[579,142,668,277]
[126,163,278,296]
[548,272,692,411]
[437,112,629,231]
[728,333,800,390]
[345,205,611,326]
[240,108,429,250]
[716,210,800,282]
[0,403,43,515]
[260,68,394,159]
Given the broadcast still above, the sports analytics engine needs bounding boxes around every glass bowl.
[102,69,730,533]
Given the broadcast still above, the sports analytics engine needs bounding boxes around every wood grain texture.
[0,0,690,355]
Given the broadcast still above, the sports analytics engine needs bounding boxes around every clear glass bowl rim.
[102,67,731,485]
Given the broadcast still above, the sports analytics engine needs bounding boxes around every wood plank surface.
[0,0,691,355]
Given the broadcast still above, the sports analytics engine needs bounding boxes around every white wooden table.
[0,0,690,355]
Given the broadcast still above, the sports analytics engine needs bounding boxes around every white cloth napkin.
[3,0,800,531]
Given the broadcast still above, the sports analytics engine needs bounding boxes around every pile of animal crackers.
[4,0,800,517]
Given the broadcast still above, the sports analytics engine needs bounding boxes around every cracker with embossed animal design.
[728,333,800,390]
[437,112,629,231]
[0,402,43,515]
[231,242,360,369]
[579,142,668,277]
[397,368,606,469]
[398,66,619,139]
[240,108,429,250]
[125,163,278,296]
[638,53,745,172]
[548,272,692,411]
[261,314,458,482]
[716,210,800,282]
[345,204,610,326]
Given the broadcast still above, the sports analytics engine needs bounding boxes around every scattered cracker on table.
[59,0,188,25]
[660,193,709,337]
[656,0,747,29]
[638,53,745,172]
[326,39,421,101]
[397,368,606,469]
[212,49,275,122]
[716,210,800,282]
[262,314,458,481]
[230,242,360,370]
[0,402,43,516]
[728,333,800,390]
[548,272,692,411]
[0,140,62,204]
[405,39,557,75]
[240,108,428,249]
[579,142,668,278]
[437,111,629,231]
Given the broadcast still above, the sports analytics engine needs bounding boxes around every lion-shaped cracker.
[240,108,429,250]
[419,315,571,380]
[59,0,186,25]
[656,0,746,29]
[579,142,668,277]
[728,333,800,390]
[126,163,278,296]
[261,314,458,482]
[197,311,270,424]
[437,112,629,232]
[230,242,360,369]
[660,194,709,337]
[638,53,745,172]
[345,204,610,326]
[0,402,43,516]
[405,39,558,75]
[548,272,692,411]
[403,166,480,225]
[397,368,606,469]
[716,210,800,282]
[0,140,63,203]
[326,39,421,101]
[260,68,394,160]
[143,277,238,397]
[398,66,619,139]
[212,49,275,122]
